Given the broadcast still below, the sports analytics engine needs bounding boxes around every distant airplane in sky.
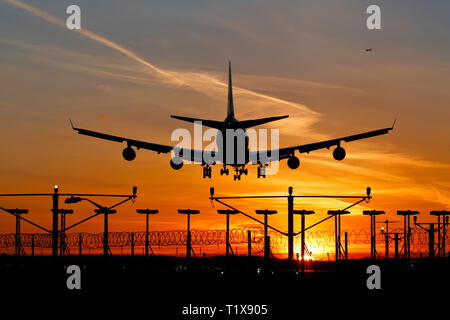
[365,48,373,52]
[71,62,394,180]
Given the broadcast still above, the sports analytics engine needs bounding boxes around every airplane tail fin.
[227,61,235,118]
[171,62,288,130]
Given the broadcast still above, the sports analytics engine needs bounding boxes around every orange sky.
[0,0,449,257]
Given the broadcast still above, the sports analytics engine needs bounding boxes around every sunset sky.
[0,0,449,253]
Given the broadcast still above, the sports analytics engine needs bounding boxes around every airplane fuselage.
[216,124,250,168]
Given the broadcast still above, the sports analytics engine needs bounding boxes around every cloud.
[1,0,320,128]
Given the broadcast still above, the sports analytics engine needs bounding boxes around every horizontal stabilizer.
[170,115,225,129]
[236,115,289,129]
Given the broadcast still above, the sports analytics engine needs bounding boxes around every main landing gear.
[257,165,266,178]
[202,165,212,179]
[233,167,248,181]
[220,167,230,176]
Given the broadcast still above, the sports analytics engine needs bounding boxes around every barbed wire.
[0,227,444,252]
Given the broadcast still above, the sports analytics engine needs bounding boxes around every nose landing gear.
[233,167,248,180]
[233,168,241,181]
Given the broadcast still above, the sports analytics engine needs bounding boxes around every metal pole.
[394,233,399,259]
[15,214,20,256]
[247,229,252,272]
[443,217,447,257]
[226,214,230,257]
[370,216,374,259]
[429,224,434,259]
[407,215,411,260]
[264,214,269,260]
[344,232,348,260]
[385,232,389,259]
[145,213,149,258]
[247,230,251,257]
[79,233,82,256]
[301,213,305,273]
[369,216,372,259]
[437,216,441,257]
[287,187,294,270]
[186,214,191,259]
[31,234,35,257]
[63,213,67,256]
[264,213,270,275]
[338,214,342,260]
[52,188,59,258]
[335,215,338,261]
[60,213,65,257]
[386,221,390,258]
[64,214,67,256]
[131,232,135,256]
[372,215,377,259]
[103,212,108,257]
[265,235,270,269]
[403,216,407,259]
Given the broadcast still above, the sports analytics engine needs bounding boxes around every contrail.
[2,0,318,115]
[1,0,182,84]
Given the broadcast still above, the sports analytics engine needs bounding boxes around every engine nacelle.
[333,146,346,161]
[170,158,183,170]
[287,156,300,169]
[122,146,136,161]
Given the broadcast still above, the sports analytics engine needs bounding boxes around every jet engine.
[333,146,346,161]
[287,156,300,169]
[170,158,184,170]
[122,146,136,161]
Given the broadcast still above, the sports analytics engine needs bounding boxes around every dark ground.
[0,254,448,318]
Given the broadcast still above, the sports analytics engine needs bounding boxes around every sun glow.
[297,253,315,261]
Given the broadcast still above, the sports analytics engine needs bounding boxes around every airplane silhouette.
[71,62,395,180]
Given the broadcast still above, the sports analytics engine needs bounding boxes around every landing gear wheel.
[257,166,266,178]
[203,166,212,179]
[234,168,243,181]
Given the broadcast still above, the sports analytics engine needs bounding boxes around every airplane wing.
[70,120,215,162]
[251,122,395,162]
[71,121,173,154]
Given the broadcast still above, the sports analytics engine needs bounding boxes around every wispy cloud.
[1,0,320,127]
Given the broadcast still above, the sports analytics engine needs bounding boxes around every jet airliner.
[71,62,394,180]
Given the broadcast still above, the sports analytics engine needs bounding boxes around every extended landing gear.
[257,166,266,178]
[203,165,212,178]
[220,167,230,176]
[233,167,248,181]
